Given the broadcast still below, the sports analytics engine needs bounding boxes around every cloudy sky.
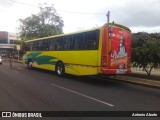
[0,0,160,34]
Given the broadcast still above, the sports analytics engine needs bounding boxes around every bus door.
[107,25,131,74]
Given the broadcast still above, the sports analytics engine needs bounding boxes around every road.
[0,61,160,119]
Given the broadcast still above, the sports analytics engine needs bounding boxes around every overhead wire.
[8,0,106,15]
[8,0,38,7]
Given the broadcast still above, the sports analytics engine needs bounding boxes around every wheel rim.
[56,62,65,76]
[57,65,63,75]
[28,61,32,69]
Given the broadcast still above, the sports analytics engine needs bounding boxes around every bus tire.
[27,59,33,69]
[56,62,65,76]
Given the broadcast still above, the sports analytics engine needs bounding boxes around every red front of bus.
[100,24,131,75]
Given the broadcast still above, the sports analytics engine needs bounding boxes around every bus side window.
[63,36,67,50]
[55,37,63,50]
[70,36,74,50]
[41,40,45,50]
[83,31,98,50]
[34,41,39,51]
[54,38,58,50]
[38,40,42,51]
[42,40,47,50]
[33,41,36,51]
[49,38,54,50]
[74,34,83,50]
[30,42,33,51]
[64,35,73,50]
[45,39,50,50]
[25,43,30,51]
[83,32,89,49]
[25,43,29,51]
[95,30,100,49]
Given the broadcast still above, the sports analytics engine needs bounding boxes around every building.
[0,31,19,57]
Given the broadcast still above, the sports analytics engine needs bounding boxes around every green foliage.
[132,39,160,76]
[132,32,150,48]
[18,4,64,40]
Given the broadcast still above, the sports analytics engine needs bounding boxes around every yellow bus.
[22,23,131,76]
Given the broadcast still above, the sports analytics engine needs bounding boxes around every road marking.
[51,83,114,107]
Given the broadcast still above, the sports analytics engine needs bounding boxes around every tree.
[18,4,64,40]
[132,32,150,48]
[132,39,160,77]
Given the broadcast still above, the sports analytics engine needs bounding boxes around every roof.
[25,22,131,43]
[25,28,100,43]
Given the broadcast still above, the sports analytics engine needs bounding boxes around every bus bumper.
[100,67,131,75]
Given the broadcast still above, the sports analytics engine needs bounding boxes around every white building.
[0,31,19,57]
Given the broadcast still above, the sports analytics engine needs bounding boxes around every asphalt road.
[0,61,160,119]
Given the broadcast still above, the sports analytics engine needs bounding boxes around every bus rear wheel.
[56,62,65,76]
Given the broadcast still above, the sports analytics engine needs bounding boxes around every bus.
[22,22,131,76]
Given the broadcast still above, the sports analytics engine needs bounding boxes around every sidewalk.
[131,68,160,78]
[114,69,160,89]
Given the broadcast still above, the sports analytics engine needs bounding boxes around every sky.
[0,0,160,34]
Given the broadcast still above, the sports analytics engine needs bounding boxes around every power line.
[8,0,38,7]
[56,10,105,14]
[8,0,106,15]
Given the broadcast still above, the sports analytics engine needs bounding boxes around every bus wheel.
[56,62,65,76]
[28,60,33,69]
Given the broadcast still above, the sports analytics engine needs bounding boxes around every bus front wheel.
[56,62,65,76]
[27,60,33,69]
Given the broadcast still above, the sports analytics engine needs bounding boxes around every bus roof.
[104,23,131,32]
[25,23,131,43]
[25,28,100,43]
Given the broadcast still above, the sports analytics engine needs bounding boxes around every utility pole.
[106,11,110,23]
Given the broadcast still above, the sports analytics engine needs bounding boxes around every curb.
[113,75,160,89]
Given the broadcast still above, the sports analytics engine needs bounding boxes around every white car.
[0,56,2,64]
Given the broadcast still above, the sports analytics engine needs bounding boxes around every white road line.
[51,83,114,107]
